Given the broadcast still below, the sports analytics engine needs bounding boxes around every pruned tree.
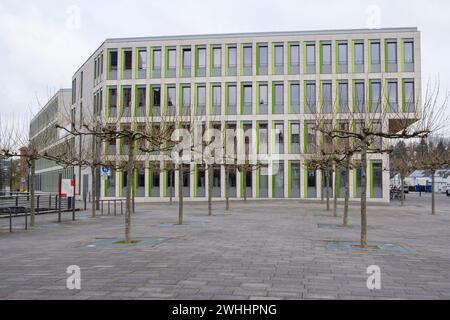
[389,141,417,206]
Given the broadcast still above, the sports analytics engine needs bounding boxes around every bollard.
[121,201,123,215]
[101,200,104,215]
[25,211,28,230]
[9,209,12,233]
[58,196,62,223]
[72,197,76,221]
[114,200,117,217]
[37,196,40,213]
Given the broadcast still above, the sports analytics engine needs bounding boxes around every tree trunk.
[360,143,368,248]
[243,168,247,203]
[343,157,350,227]
[431,170,436,215]
[320,169,324,203]
[325,169,330,211]
[333,168,338,217]
[30,157,36,227]
[225,166,230,211]
[169,170,173,205]
[208,165,213,216]
[91,166,96,218]
[178,165,183,224]
[400,173,404,207]
[125,139,134,244]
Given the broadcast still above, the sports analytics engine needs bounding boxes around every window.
[274,122,284,154]
[274,44,284,74]
[258,44,268,75]
[338,42,348,73]
[108,87,117,117]
[273,161,284,198]
[227,84,237,115]
[227,45,237,75]
[306,43,315,73]
[354,41,364,72]
[322,82,332,113]
[372,160,383,198]
[259,84,268,114]
[243,45,252,75]
[290,123,300,154]
[306,82,316,113]
[212,46,221,76]
[259,122,268,154]
[197,85,206,115]
[152,49,161,77]
[182,48,191,77]
[273,83,284,114]
[152,86,161,116]
[404,40,414,72]
[137,49,147,79]
[388,80,398,112]
[123,49,132,79]
[321,42,331,73]
[290,83,300,113]
[137,87,146,116]
[387,40,397,72]
[370,41,381,72]
[354,81,365,112]
[80,72,83,99]
[290,161,301,198]
[370,80,381,112]
[167,86,176,115]
[212,85,221,115]
[259,164,269,198]
[306,121,316,153]
[109,50,118,80]
[289,44,300,74]
[122,87,131,117]
[339,81,348,113]
[167,48,176,77]
[242,85,252,115]
[182,86,191,115]
[197,47,206,76]
[404,80,415,112]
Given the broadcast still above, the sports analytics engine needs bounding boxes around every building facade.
[30,89,76,193]
[71,28,421,203]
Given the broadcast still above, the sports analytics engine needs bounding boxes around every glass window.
[291,123,300,154]
[183,49,191,68]
[355,81,365,112]
[110,51,118,70]
[168,49,176,69]
[213,47,221,68]
[198,86,206,106]
[371,81,381,112]
[339,82,348,113]
[275,45,283,66]
[153,49,161,69]
[150,87,160,109]
[124,50,132,70]
[354,42,364,65]
[167,87,176,107]
[404,80,415,112]
[228,85,236,105]
[228,46,237,67]
[322,43,331,65]
[338,43,348,64]
[198,48,206,67]
[388,81,398,112]
[243,46,252,67]
[322,82,332,113]
[259,122,268,154]
[244,85,252,104]
[290,45,299,65]
[404,41,414,63]
[274,123,284,154]
[259,84,268,105]
[259,45,268,66]
[213,86,221,105]
[387,41,397,63]
[138,49,147,69]
[182,86,190,107]
[371,41,380,64]
[306,82,316,113]
[290,83,300,107]
[274,84,284,114]
[307,121,316,153]
[306,44,315,65]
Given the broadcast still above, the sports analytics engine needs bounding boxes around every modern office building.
[70,28,421,203]
[30,89,77,193]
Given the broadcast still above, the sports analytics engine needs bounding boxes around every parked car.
[403,185,409,194]
[446,185,450,197]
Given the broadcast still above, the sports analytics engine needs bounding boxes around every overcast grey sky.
[0,0,449,121]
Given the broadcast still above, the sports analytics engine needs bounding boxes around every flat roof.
[105,27,418,44]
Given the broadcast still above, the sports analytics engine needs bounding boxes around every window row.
[104,79,415,118]
[102,160,384,199]
[105,39,415,80]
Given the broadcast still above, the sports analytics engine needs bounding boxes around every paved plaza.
[0,193,449,300]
